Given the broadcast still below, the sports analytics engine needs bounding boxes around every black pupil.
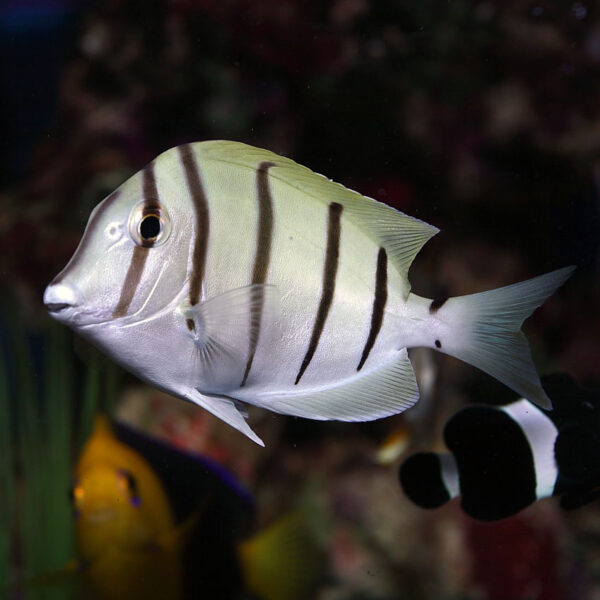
[125,472,138,495]
[140,215,161,240]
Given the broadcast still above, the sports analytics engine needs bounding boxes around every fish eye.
[118,469,141,506]
[129,201,171,247]
[124,471,138,495]
[118,469,138,493]
[140,214,161,242]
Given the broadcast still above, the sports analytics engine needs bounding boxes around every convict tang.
[44,141,573,445]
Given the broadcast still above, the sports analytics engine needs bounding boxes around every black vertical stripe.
[178,144,210,306]
[143,160,159,200]
[357,247,388,371]
[241,161,275,387]
[429,296,448,313]
[112,246,149,318]
[295,202,343,385]
[112,165,158,318]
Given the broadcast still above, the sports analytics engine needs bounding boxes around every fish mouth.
[44,297,106,328]
[46,302,72,313]
[44,282,80,318]
[43,283,105,326]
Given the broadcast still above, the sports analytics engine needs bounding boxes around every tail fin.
[437,266,574,409]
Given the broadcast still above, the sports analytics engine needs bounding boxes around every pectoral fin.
[180,284,280,389]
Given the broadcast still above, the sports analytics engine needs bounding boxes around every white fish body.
[44,141,573,445]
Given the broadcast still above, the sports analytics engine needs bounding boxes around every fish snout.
[44,281,81,317]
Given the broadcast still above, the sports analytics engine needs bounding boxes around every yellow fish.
[65,416,321,600]
[72,415,185,600]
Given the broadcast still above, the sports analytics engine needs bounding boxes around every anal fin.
[263,349,419,421]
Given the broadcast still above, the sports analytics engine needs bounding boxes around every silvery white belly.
[83,274,408,411]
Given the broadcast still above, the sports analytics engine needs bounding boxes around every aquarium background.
[1,0,599,598]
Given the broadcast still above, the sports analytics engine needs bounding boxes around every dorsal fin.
[191,141,439,285]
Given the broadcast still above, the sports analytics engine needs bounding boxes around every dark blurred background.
[1,0,599,599]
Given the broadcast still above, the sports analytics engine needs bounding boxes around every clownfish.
[44,141,573,445]
[399,375,600,521]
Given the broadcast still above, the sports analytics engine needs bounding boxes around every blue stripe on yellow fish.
[44,141,574,445]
